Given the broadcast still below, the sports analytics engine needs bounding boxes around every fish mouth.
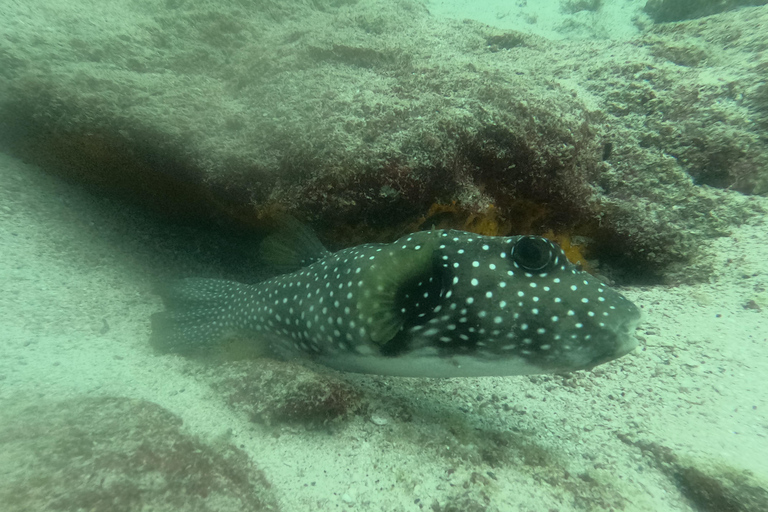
[584,321,640,370]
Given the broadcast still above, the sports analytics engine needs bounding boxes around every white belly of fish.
[317,349,548,377]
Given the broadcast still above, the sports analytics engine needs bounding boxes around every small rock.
[370,414,388,426]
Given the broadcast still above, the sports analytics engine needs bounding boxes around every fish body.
[152,224,641,377]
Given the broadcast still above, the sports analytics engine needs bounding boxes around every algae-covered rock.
[644,0,768,23]
[619,434,768,512]
[0,0,766,282]
[205,359,364,427]
[0,396,279,512]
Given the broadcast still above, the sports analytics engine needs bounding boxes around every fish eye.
[511,236,555,273]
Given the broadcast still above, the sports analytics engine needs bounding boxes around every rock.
[206,359,364,427]
[644,0,768,23]
[0,396,279,512]
[0,0,766,282]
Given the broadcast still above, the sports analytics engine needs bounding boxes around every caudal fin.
[150,278,248,354]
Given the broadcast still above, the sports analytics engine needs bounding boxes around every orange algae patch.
[541,230,592,272]
[415,202,511,236]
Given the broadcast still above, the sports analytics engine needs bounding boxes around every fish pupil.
[512,237,554,273]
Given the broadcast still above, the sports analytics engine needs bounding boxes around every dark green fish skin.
[152,228,641,377]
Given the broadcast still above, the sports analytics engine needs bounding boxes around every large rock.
[0,0,766,282]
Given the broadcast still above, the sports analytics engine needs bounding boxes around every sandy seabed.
[1,141,766,512]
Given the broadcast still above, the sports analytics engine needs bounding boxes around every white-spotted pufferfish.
[151,219,641,377]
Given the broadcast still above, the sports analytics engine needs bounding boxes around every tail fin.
[150,278,247,354]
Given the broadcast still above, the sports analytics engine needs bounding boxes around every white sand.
[1,147,766,511]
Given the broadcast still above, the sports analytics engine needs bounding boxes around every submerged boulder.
[0,0,766,282]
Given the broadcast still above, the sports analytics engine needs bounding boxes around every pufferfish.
[151,218,641,377]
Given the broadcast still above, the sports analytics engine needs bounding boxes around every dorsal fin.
[356,231,443,344]
[259,215,331,273]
